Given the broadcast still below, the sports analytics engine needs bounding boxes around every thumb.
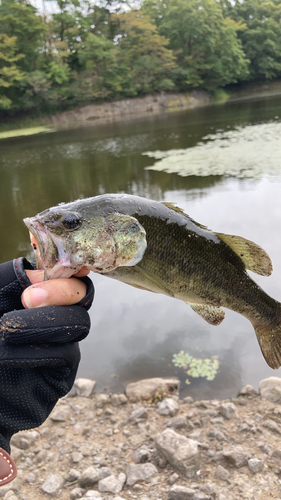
[21,278,87,309]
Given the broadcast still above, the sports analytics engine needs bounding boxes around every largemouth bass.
[24,193,281,370]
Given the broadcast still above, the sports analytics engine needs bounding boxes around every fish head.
[24,202,147,279]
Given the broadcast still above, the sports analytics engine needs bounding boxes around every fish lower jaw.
[44,259,84,279]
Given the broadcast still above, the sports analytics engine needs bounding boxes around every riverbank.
[1,79,281,140]
[3,376,281,500]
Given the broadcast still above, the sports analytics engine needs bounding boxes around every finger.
[26,269,44,284]
[73,267,90,278]
[21,277,87,309]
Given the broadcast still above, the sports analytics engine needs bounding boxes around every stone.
[219,402,237,420]
[25,472,36,484]
[72,451,83,463]
[95,394,111,408]
[133,445,151,463]
[167,416,187,429]
[41,474,64,495]
[155,428,200,478]
[111,394,128,406]
[130,405,148,422]
[70,487,86,500]
[67,469,81,482]
[126,463,158,486]
[11,431,39,450]
[207,427,226,442]
[74,378,96,397]
[262,419,281,434]
[80,492,103,500]
[125,378,180,400]
[215,465,230,481]
[238,384,258,396]
[168,485,195,499]
[50,405,70,422]
[3,493,18,500]
[98,473,126,494]
[183,396,194,404]
[223,447,249,468]
[193,493,212,500]
[78,467,99,487]
[259,377,281,404]
[98,467,112,479]
[248,458,264,474]
[168,473,179,485]
[157,398,179,417]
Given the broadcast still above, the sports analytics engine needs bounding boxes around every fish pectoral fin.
[188,303,225,326]
[216,232,273,277]
[134,265,175,297]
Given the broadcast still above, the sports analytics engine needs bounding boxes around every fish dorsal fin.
[188,303,225,326]
[162,202,209,230]
[162,202,186,214]
[216,233,272,277]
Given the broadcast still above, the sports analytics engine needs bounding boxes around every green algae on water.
[143,121,281,179]
[172,350,220,384]
[0,126,53,140]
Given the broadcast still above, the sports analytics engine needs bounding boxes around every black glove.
[0,257,94,459]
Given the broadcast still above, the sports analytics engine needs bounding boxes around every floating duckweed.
[172,350,220,384]
[143,121,281,179]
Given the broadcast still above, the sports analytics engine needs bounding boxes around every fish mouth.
[23,217,82,279]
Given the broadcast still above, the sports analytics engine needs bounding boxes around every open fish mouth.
[23,217,80,279]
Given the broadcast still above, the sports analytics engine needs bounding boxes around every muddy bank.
[3,376,281,500]
[46,92,211,129]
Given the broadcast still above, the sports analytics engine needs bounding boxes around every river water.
[1,95,281,400]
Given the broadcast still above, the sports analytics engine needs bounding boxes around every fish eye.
[62,213,81,230]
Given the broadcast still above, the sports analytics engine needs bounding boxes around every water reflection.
[1,95,281,398]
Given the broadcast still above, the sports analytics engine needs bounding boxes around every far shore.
[1,79,281,140]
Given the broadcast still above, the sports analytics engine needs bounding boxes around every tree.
[230,0,281,80]
[0,0,46,72]
[142,0,249,90]
[0,34,25,109]
[112,10,176,95]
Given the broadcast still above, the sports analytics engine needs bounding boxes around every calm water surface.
[1,96,281,400]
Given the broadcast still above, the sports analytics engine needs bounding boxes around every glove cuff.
[0,448,17,486]
[74,275,94,311]
[0,258,34,318]
[13,257,35,290]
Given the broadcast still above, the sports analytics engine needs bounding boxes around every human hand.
[0,258,94,485]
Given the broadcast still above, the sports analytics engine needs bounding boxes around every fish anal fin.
[216,232,273,277]
[188,303,225,326]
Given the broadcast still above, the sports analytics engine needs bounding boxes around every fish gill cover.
[143,121,281,179]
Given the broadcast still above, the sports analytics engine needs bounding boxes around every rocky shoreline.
[2,376,281,500]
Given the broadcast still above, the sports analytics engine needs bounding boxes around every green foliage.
[0,0,280,115]
[172,350,220,384]
[112,11,176,95]
[142,0,249,90]
[0,33,25,109]
[230,0,281,80]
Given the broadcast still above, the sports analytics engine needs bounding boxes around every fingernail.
[22,287,48,309]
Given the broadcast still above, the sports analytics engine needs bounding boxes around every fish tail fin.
[254,310,281,369]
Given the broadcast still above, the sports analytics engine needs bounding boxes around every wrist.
[0,448,17,486]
